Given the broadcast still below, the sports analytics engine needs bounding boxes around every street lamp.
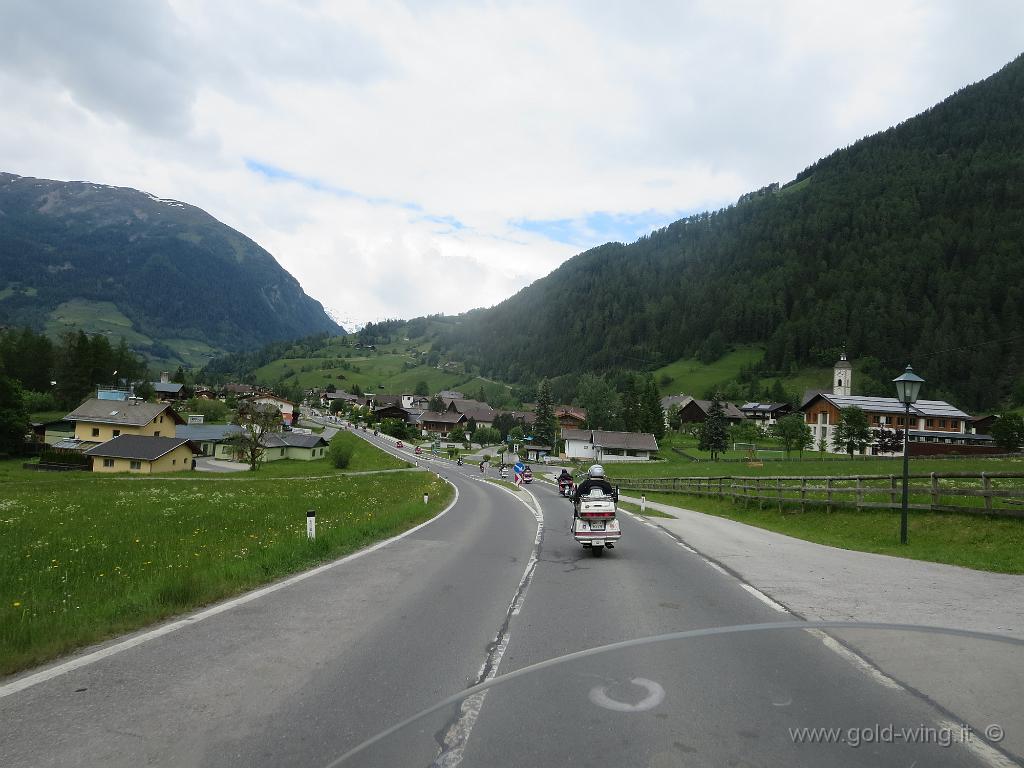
[893,364,924,545]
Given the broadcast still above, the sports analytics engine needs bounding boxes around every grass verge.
[0,470,452,676]
[485,478,521,493]
[617,499,675,519]
[636,491,1024,574]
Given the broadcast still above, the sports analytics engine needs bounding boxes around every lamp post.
[893,364,924,545]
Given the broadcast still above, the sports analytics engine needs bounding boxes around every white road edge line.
[935,717,1020,768]
[739,583,790,614]
[0,478,461,700]
[808,630,904,691]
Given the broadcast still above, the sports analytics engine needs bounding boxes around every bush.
[327,438,355,468]
[22,390,59,413]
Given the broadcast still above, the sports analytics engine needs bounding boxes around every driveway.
[194,457,250,473]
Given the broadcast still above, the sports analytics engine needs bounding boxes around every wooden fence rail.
[612,472,1024,518]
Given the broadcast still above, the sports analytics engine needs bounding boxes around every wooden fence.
[613,472,1024,518]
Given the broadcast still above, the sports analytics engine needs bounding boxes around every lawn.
[635,492,1024,574]
[0,469,452,675]
[617,499,675,519]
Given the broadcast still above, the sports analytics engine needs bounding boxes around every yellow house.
[85,435,199,474]
[65,399,186,443]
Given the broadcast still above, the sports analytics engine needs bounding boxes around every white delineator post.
[306,509,316,540]
[641,495,646,514]
[423,493,429,504]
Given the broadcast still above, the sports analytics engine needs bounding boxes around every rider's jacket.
[573,478,614,501]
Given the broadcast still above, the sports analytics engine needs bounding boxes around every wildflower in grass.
[12,601,21,607]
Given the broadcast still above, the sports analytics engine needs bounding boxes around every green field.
[637,491,1024,574]
[45,298,155,347]
[653,346,765,396]
[163,338,222,369]
[255,335,501,396]
[0,460,451,675]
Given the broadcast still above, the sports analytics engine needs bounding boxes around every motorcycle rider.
[557,468,573,494]
[573,464,614,504]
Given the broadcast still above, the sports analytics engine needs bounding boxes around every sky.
[1,1,1022,329]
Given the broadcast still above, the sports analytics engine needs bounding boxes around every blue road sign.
[513,461,525,474]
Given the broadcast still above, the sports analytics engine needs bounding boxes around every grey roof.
[812,393,972,420]
[561,428,659,451]
[177,424,244,442]
[689,400,746,420]
[592,430,659,451]
[437,390,464,399]
[420,410,466,425]
[85,435,198,461]
[52,437,101,451]
[660,394,692,410]
[65,398,184,427]
[153,382,184,394]
[740,402,789,413]
[260,432,329,449]
[561,428,593,442]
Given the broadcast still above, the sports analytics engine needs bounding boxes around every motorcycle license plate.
[589,521,606,531]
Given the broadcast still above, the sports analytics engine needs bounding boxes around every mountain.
[0,173,342,366]
[432,54,1024,411]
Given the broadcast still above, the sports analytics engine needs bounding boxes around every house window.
[281,449,285,456]
[926,419,934,428]
[92,428,100,437]
[103,458,114,468]
[130,460,142,470]
[172,459,176,465]
[160,416,164,423]
[940,419,947,428]
[113,429,120,437]
[154,431,160,437]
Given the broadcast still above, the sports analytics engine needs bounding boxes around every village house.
[176,423,244,458]
[419,410,466,437]
[243,394,296,425]
[257,432,330,462]
[152,371,186,401]
[561,428,659,462]
[444,399,497,429]
[739,402,791,427]
[63,398,186,448]
[554,406,587,429]
[85,435,198,474]
[800,355,992,455]
[677,398,746,425]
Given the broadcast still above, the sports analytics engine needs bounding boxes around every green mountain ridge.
[431,53,1024,411]
[0,172,342,365]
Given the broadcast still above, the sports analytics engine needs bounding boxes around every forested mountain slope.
[434,54,1024,410]
[0,173,341,361]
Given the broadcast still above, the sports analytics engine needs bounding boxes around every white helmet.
[588,464,605,478]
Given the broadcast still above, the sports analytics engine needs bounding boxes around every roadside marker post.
[306,509,316,540]
[424,493,429,504]
[641,495,646,514]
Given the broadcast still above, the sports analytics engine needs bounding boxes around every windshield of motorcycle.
[329,622,1023,767]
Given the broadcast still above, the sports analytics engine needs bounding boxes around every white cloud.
[1,0,1022,325]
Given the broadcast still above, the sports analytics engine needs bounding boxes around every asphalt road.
[1,427,1019,767]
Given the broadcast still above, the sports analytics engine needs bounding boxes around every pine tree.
[621,376,640,432]
[640,375,665,440]
[534,378,558,449]
[697,394,729,460]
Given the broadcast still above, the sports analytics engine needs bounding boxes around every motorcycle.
[457,457,463,466]
[572,485,621,556]
[523,467,533,483]
[558,478,574,497]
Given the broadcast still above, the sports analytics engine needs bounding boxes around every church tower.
[833,352,852,396]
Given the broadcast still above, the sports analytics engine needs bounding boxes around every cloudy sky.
[2,1,1022,328]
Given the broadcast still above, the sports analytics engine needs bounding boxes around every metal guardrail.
[613,472,1024,518]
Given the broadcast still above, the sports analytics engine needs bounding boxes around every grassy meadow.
[635,491,1024,574]
[0,456,451,676]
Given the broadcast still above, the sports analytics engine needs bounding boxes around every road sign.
[513,461,525,474]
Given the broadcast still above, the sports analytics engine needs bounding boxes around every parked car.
[415,446,423,455]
